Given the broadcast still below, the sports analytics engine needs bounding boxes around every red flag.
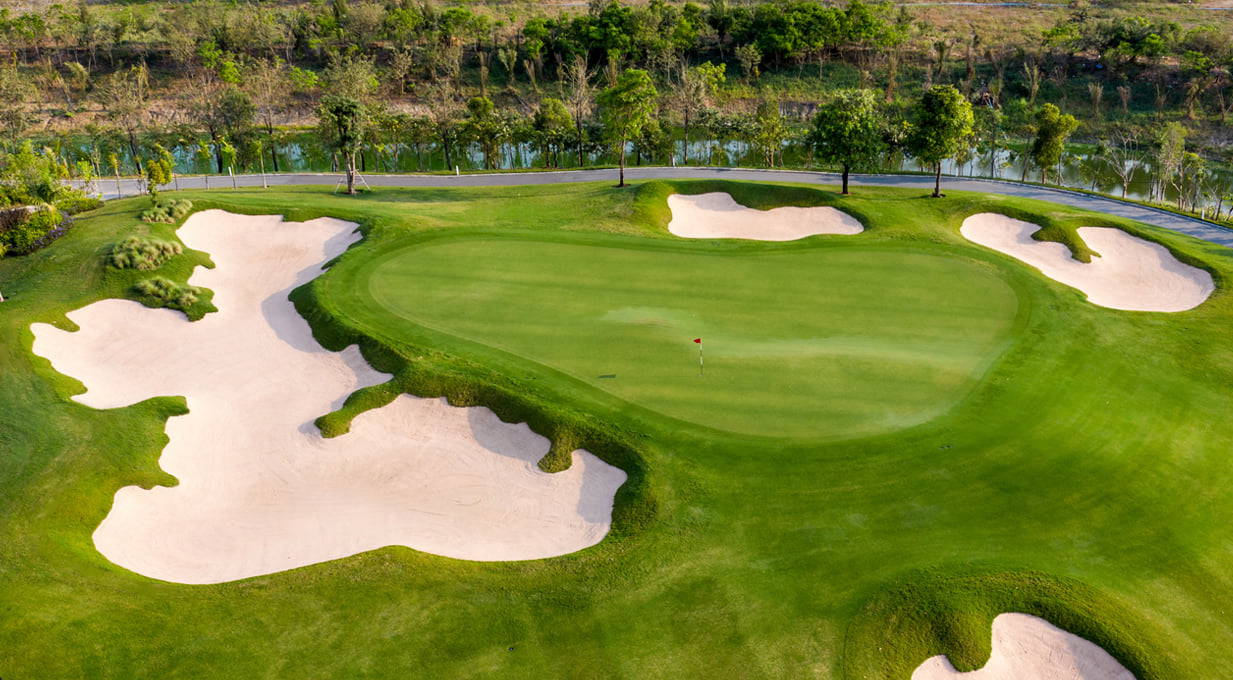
[694,338,702,343]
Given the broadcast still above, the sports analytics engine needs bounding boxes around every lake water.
[45,131,1233,220]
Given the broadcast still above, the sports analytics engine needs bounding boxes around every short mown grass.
[2,180,1232,679]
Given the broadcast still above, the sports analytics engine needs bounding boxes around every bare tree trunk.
[346,152,356,194]
[617,142,626,187]
[683,109,690,165]
[933,163,942,197]
[842,164,850,195]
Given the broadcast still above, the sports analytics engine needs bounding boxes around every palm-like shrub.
[108,236,183,270]
[140,199,193,224]
[133,276,202,311]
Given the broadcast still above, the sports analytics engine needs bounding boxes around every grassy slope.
[1,180,1232,679]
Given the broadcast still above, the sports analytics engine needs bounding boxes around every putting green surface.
[5,179,1233,680]
[362,235,1018,438]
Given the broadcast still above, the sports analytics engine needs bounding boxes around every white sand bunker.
[667,192,863,241]
[961,213,1213,312]
[30,210,626,584]
[912,613,1135,680]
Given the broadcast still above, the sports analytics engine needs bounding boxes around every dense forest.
[1,0,1232,222]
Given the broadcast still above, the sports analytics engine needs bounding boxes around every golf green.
[362,235,1019,438]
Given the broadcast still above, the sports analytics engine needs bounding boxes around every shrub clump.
[0,206,70,256]
[133,276,202,311]
[108,236,183,270]
[54,196,104,215]
[140,199,193,224]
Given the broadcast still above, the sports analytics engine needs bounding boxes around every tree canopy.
[811,88,886,194]
[597,68,657,186]
[317,94,367,193]
[1029,104,1079,184]
[907,85,974,197]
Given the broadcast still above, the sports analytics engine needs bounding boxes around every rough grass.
[1,181,1232,679]
[108,235,183,270]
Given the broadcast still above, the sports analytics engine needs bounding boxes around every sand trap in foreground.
[667,192,863,240]
[30,210,626,584]
[912,613,1135,680]
[960,213,1213,312]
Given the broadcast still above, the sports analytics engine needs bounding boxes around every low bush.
[140,199,193,224]
[54,196,104,215]
[108,236,183,270]
[0,206,70,255]
[132,276,202,311]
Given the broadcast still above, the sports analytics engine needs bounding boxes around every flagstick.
[698,342,704,376]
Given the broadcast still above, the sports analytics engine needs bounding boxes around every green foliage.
[0,206,62,255]
[1029,104,1079,183]
[463,96,512,170]
[288,66,321,93]
[139,199,193,224]
[132,276,203,312]
[599,70,656,139]
[319,96,367,155]
[532,98,574,168]
[144,148,173,203]
[811,88,886,192]
[748,98,788,167]
[107,236,183,271]
[1,141,65,205]
[908,85,975,196]
[53,196,104,215]
[322,54,379,101]
[598,68,658,184]
[318,95,368,193]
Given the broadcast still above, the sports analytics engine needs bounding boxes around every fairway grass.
[2,179,1233,679]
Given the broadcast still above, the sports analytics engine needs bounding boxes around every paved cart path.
[87,167,1233,248]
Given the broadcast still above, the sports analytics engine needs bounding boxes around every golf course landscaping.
[3,177,1233,678]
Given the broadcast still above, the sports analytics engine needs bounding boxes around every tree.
[1100,127,1141,199]
[749,99,787,167]
[190,85,255,173]
[735,43,761,81]
[1155,122,1187,203]
[811,89,885,194]
[907,85,973,198]
[533,98,574,168]
[463,96,511,170]
[323,53,380,101]
[425,85,462,170]
[597,69,657,187]
[96,65,149,173]
[0,64,34,149]
[562,55,595,167]
[317,95,367,194]
[144,153,172,204]
[1029,103,1078,184]
[245,58,294,172]
[670,61,725,164]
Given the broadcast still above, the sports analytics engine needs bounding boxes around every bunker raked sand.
[960,212,1213,312]
[667,191,863,240]
[30,209,626,584]
[7,180,1233,679]
[911,613,1136,680]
